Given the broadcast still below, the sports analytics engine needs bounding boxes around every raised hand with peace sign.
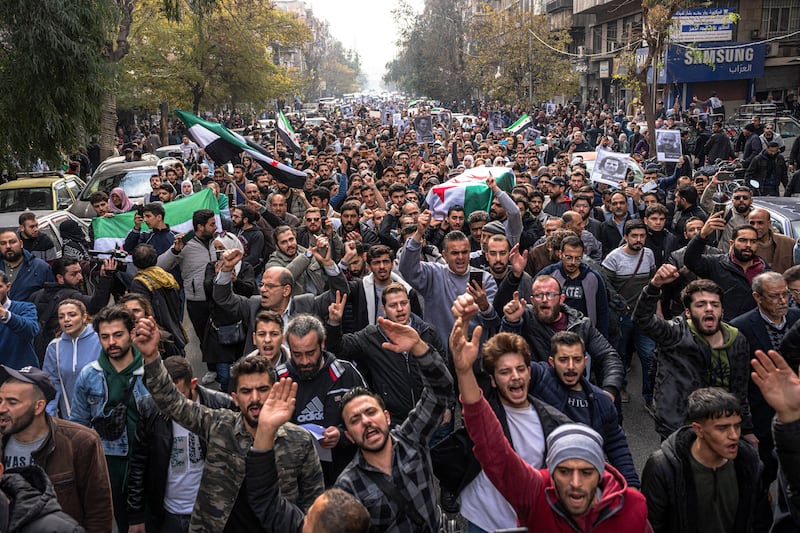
[327,291,348,326]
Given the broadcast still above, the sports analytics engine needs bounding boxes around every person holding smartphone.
[398,208,500,347]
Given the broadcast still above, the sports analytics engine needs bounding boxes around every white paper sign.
[655,129,683,162]
[591,150,630,187]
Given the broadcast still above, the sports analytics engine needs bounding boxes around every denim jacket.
[70,360,150,457]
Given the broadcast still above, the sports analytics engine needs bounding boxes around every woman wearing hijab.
[176,179,195,199]
[59,219,90,261]
[108,187,134,213]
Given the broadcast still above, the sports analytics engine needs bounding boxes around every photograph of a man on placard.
[524,128,542,144]
[655,129,683,162]
[592,150,629,187]
[438,110,451,128]
[414,115,434,144]
[488,111,503,133]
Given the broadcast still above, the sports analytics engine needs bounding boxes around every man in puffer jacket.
[0,464,85,532]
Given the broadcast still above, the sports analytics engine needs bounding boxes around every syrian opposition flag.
[175,109,306,189]
[425,167,516,219]
[505,114,533,135]
[91,188,220,252]
[277,110,302,154]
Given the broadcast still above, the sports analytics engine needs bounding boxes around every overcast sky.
[304,0,425,91]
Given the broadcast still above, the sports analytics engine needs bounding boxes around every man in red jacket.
[450,294,653,532]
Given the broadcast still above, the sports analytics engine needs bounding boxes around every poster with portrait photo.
[655,129,682,163]
[523,128,542,144]
[414,115,434,144]
[340,105,353,119]
[591,150,629,187]
[438,110,452,128]
[488,111,503,133]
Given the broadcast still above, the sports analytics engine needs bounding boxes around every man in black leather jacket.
[127,356,234,532]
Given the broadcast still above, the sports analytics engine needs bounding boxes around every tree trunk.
[192,84,203,116]
[99,92,118,161]
[639,75,657,150]
[98,0,136,161]
[160,101,169,146]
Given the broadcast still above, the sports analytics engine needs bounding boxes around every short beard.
[691,314,720,336]
[732,247,753,262]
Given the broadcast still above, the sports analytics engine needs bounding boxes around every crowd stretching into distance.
[2,96,800,532]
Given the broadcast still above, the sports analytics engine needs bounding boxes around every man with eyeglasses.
[536,235,610,338]
[730,272,800,528]
[500,274,624,402]
[214,247,349,357]
[785,265,800,309]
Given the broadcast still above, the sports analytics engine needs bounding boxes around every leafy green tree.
[0,0,115,169]
[465,4,576,106]
[384,0,471,103]
[120,0,309,115]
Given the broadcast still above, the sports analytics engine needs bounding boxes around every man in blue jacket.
[0,270,40,370]
[0,229,53,301]
[529,330,639,488]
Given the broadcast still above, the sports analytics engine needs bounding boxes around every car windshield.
[792,220,800,240]
[81,169,154,200]
[0,187,51,212]
[778,119,800,139]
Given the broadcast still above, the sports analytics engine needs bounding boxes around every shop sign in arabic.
[666,42,765,83]
[670,8,734,43]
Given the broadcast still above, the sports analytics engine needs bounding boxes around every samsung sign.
[666,42,765,83]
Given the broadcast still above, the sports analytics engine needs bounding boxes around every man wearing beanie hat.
[468,220,504,271]
[451,311,651,532]
[0,365,113,531]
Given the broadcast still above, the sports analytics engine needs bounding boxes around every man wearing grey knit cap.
[450,307,653,532]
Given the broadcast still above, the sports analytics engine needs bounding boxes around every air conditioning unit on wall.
[765,43,780,57]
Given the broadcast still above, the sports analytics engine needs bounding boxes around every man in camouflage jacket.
[140,335,324,532]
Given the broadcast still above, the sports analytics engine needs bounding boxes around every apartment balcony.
[546,0,572,13]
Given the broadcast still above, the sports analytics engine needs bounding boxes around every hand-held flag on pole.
[277,110,302,154]
[175,109,306,189]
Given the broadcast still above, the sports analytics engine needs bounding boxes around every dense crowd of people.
[2,96,800,532]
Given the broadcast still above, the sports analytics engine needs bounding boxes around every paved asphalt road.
[184,316,663,477]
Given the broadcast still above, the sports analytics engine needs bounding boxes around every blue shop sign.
[666,42,765,82]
